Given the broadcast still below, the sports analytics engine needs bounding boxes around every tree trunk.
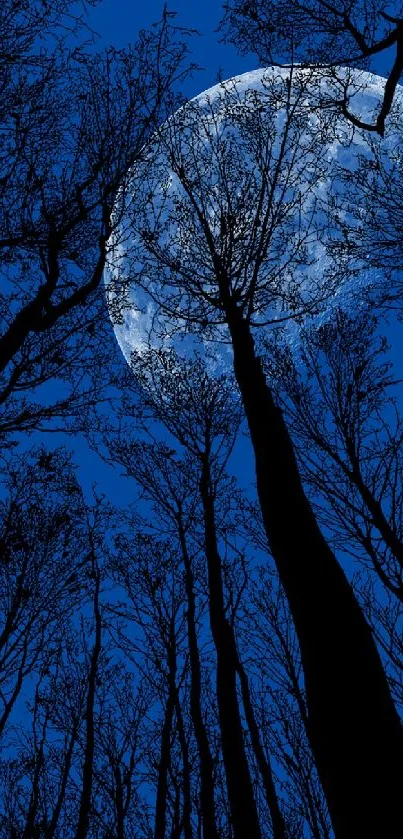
[75,566,102,839]
[178,521,219,839]
[47,720,80,837]
[199,457,262,839]
[154,637,176,839]
[174,687,193,839]
[236,656,287,839]
[113,766,125,839]
[23,692,49,839]
[227,308,403,837]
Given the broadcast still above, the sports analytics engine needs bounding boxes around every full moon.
[105,66,403,370]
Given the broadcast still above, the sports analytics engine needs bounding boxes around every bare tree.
[106,438,263,839]
[96,348,289,838]
[0,447,91,738]
[326,133,403,313]
[107,529,193,839]
[264,309,403,603]
[357,577,403,712]
[241,565,332,838]
[0,1,194,439]
[107,73,403,835]
[91,675,149,839]
[74,513,103,839]
[220,0,403,134]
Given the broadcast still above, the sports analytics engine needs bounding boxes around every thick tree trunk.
[199,458,262,839]
[178,521,219,839]
[227,308,403,837]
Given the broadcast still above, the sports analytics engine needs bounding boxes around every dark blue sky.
[89,0,258,96]
[88,1,392,88]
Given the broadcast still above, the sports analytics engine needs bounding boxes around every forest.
[1,1,403,836]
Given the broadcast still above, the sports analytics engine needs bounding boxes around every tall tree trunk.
[154,632,177,839]
[23,689,50,839]
[199,457,262,839]
[174,688,193,839]
[236,656,287,839]
[227,307,403,837]
[75,565,102,839]
[113,766,125,839]
[47,720,80,838]
[177,520,219,839]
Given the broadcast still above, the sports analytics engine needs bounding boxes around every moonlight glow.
[105,66,403,370]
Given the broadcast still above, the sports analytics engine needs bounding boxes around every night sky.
[34,3,400,508]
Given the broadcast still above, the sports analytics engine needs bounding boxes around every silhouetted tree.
[220,0,403,134]
[95,349,288,838]
[108,72,403,835]
[0,447,91,738]
[107,530,193,839]
[0,0,193,440]
[327,135,403,312]
[74,514,103,839]
[3,3,403,836]
[242,565,332,838]
[265,309,403,603]
[90,674,149,838]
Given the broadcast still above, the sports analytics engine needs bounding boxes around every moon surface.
[105,66,403,371]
